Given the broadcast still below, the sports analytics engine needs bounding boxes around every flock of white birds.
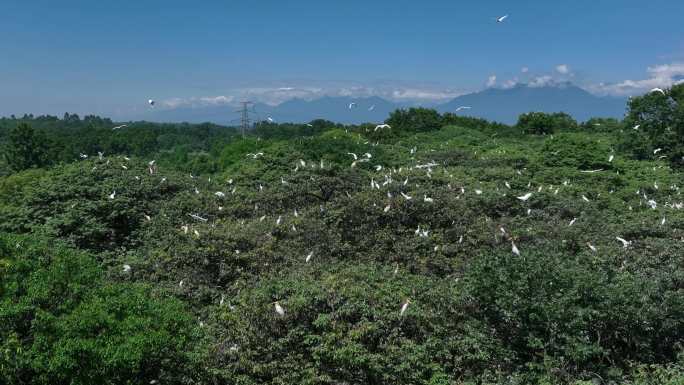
[90,117,684,321]
[119,58,681,320]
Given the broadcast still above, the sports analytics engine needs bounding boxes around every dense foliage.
[1,85,684,384]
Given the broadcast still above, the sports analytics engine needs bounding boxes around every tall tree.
[4,123,48,171]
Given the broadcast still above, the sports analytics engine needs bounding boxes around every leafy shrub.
[541,132,612,170]
[0,233,200,385]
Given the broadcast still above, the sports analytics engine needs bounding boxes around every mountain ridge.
[143,83,627,125]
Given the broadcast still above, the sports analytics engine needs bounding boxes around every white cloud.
[528,75,554,88]
[501,78,519,89]
[556,64,570,74]
[587,63,684,96]
[486,75,497,87]
[159,83,467,110]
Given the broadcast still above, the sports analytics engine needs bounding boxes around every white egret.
[400,299,410,316]
[517,193,533,201]
[274,302,285,316]
[511,241,520,256]
[616,237,631,248]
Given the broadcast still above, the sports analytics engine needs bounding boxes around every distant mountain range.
[142,83,627,125]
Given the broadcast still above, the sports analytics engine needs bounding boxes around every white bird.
[347,152,358,160]
[384,204,391,212]
[148,99,155,106]
[274,302,285,316]
[364,153,372,159]
[123,264,131,273]
[505,181,511,189]
[654,148,662,154]
[608,155,614,162]
[374,124,391,132]
[455,106,472,112]
[511,241,520,256]
[496,14,509,23]
[616,237,631,248]
[582,195,590,202]
[215,191,225,198]
[401,192,412,200]
[108,191,116,200]
[112,124,128,130]
[517,193,533,201]
[276,215,282,225]
[587,243,597,252]
[661,217,666,226]
[400,299,410,316]
[368,105,376,111]
[423,195,434,203]
[79,153,88,159]
[650,88,666,95]
[188,213,208,222]
[475,189,483,195]
[267,117,275,123]
[633,124,640,130]
[305,251,313,263]
[569,218,577,226]
[348,102,357,110]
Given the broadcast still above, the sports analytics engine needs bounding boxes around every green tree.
[624,83,684,167]
[517,112,578,135]
[4,123,48,171]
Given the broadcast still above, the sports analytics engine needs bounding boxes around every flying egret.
[267,117,275,123]
[108,191,116,200]
[517,193,533,201]
[496,14,509,23]
[654,148,662,154]
[148,99,155,106]
[215,191,225,198]
[348,102,357,110]
[112,124,128,130]
[368,105,376,111]
[587,243,597,252]
[305,251,313,263]
[650,88,666,95]
[423,195,434,203]
[374,124,391,131]
[455,106,472,112]
[123,264,131,273]
[401,192,412,200]
[616,237,631,248]
[569,218,577,226]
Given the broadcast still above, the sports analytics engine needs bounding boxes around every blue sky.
[1,0,683,118]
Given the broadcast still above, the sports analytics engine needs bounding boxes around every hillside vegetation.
[1,85,684,384]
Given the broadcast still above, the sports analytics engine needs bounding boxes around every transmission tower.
[236,101,253,138]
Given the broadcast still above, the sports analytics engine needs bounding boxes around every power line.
[236,101,253,138]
